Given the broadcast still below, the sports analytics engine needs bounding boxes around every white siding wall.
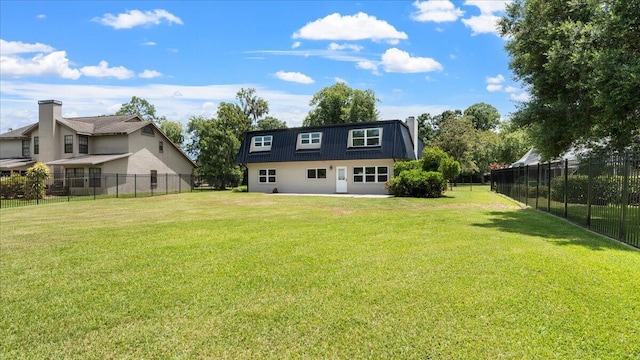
[247,159,395,195]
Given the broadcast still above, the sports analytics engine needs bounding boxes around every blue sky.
[0,0,527,133]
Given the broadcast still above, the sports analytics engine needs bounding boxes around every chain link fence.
[491,151,639,249]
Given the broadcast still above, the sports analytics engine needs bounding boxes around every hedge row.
[546,175,640,205]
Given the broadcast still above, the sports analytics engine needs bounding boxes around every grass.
[1,187,639,359]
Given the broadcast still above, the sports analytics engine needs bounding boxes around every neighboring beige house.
[235,118,422,195]
[0,100,195,193]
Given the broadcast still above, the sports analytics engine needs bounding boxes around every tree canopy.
[500,0,640,158]
[303,83,379,126]
[116,96,166,123]
[463,102,500,131]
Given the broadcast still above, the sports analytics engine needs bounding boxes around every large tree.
[500,0,640,159]
[236,88,269,127]
[186,114,242,190]
[115,96,166,123]
[463,103,500,131]
[159,121,185,147]
[256,116,287,131]
[303,83,379,126]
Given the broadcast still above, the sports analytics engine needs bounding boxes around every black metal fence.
[491,151,640,249]
[0,173,195,209]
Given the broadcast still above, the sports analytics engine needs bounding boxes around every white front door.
[336,166,348,193]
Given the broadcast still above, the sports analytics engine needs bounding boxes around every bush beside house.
[387,147,460,198]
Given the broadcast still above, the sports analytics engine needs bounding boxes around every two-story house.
[235,118,422,195]
[0,100,195,191]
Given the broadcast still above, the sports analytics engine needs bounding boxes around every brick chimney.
[38,100,62,163]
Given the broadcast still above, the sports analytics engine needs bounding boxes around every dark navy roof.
[236,120,420,164]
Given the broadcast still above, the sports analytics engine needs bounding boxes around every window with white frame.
[250,135,273,152]
[297,132,322,150]
[258,169,276,183]
[349,128,382,148]
[353,166,388,183]
[307,168,327,179]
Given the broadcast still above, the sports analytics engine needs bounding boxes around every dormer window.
[297,132,322,150]
[348,128,382,148]
[250,135,272,152]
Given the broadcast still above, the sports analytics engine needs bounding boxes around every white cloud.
[327,42,363,52]
[80,61,135,79]
[0,81,314,131]
[1,39,55,55]
[334,77,347,84]
[291,41,301,49]
[465,0,511,14]
[94,9,183,29]
[293,12,408,44]
[486,74,505,92]
[462,1,512,36]
[505,86,518,93]
[142,41,157,46]
[1,51,81,79]
[275,71,314,84]
[510,92,530,102]
[411,1,464,23]
[381,48,443,73]
[462,14,501,36]
[356,60,380,74]
[486,74,505,84]
[139,69,162,78]
[37,14,46,19]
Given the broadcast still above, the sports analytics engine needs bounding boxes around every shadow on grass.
[472,208,637,252]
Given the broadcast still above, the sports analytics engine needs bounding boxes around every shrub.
[0,174,26,199]
[549,174,623,205]
[393,160,422,176]
[24,162,51,200]
[386,169,446,198]
[421,146,449,172]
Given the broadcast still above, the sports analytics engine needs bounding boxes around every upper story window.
[297,132,322,150]
[159,141,164,153]
[64,135,73,153]
[349,128,382,148]
[33,136,39,155]
[22,140,30,157]
[142,125,155,136]
[250,135,273,152]
[79,135,88,154]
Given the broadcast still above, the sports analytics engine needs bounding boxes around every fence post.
[116,173,119,198]
[587,157,592,228]
[166,173,169,195]
[135,174,137,198]
[547,161,552,212]
[564,159,568,218]
[525,165,529,206]
[179,174,182,193]
[620,151,630,241]
[536,163,540,210]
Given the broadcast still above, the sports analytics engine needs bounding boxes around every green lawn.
[1,188,639,359]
